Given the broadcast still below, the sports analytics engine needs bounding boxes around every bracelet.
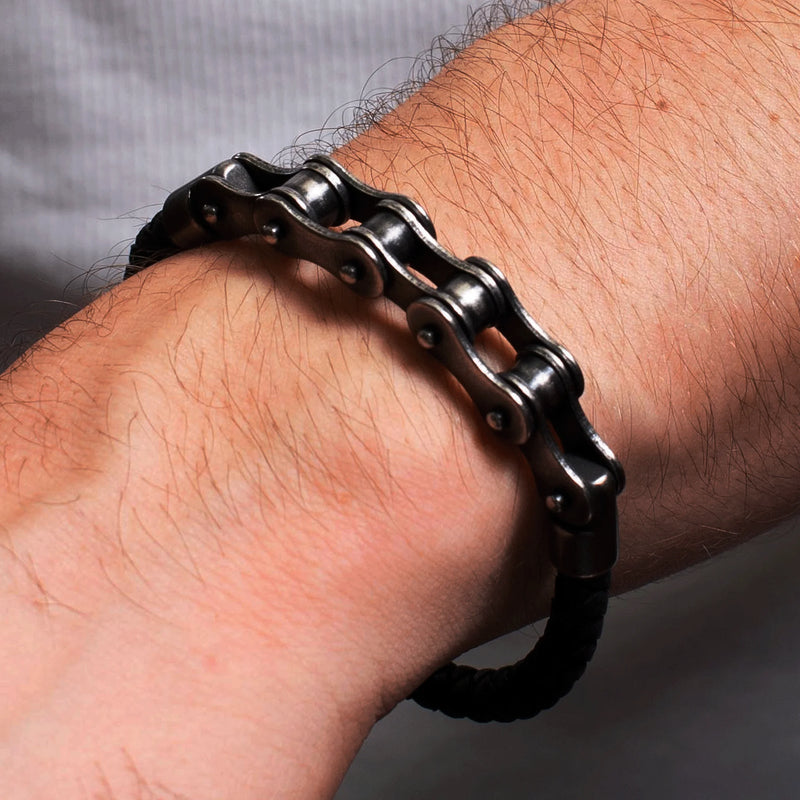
[128,153,624,722]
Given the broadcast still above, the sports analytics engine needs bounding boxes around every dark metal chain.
[129,152,623,578]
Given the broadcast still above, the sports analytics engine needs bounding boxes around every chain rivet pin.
[485,408,507,432]
[338,262,361,285]
[416,326,440,350]
[201,204,219,225]
[261,221,282,245]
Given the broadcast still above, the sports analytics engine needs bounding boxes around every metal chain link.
[128,153,624,578]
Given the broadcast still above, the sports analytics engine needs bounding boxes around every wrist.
[0,241,550,796]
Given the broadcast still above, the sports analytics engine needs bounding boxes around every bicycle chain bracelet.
[127,152,625,722]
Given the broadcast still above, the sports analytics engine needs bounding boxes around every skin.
[2,0,800,796]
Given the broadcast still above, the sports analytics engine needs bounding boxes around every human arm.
[3,0,800,797]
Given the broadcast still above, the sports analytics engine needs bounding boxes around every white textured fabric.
[0,0,474,324]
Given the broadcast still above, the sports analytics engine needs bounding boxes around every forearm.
[1,242,539,798]
[339,0,800,581]
[3,0,800,796]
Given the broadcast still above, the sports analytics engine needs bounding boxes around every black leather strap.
[410,572,610,722]
[126,211,177,279]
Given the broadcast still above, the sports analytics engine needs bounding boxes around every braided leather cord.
[127,212,179,276]
[410,573,610,722]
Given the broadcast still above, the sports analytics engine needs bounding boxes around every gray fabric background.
[2,2,798,796]
[0,0,481,362]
